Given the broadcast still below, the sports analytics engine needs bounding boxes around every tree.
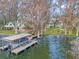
[32,0,49,36]
[0,0,49,35]
[21,0,49,36]
[0,0,10,25]
[60,7,79,36]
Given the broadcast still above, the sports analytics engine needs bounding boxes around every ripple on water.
[48,35,72,59]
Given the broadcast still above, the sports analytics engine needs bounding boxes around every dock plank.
[11,40,37,55]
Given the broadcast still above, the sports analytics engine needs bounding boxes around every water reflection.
[0,35,78,59]
[48,35,74,59]
[71,37,79,59]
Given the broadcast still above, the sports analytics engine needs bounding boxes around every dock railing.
[11,40,29,50]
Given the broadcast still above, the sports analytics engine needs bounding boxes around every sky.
[50,0,68,16]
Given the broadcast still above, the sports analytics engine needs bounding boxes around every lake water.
[0,35,77,59]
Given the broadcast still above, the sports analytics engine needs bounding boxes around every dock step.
[11,40,37,55]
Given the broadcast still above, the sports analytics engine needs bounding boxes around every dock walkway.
[11,40,37,55]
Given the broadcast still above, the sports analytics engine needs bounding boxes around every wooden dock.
[11,40,37,55]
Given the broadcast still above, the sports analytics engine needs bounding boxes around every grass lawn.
[44,27,64,35]
[44,27,77,37]
[0,29,15,35]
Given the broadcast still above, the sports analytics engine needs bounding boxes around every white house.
[3,21,25,30]
[4,22,15,29]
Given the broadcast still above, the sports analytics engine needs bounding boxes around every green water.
[0,37,49,59]
[0,35,77,59]
[48,35,76,59]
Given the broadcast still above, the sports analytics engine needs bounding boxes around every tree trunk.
[76,29,79,36]
[65,28,67,35]
[15,28,18,34]
[69,30,71,35]
[37,31,40,38]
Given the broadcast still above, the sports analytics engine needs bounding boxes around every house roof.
[4,21,25,28]
[4,22,14,28]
